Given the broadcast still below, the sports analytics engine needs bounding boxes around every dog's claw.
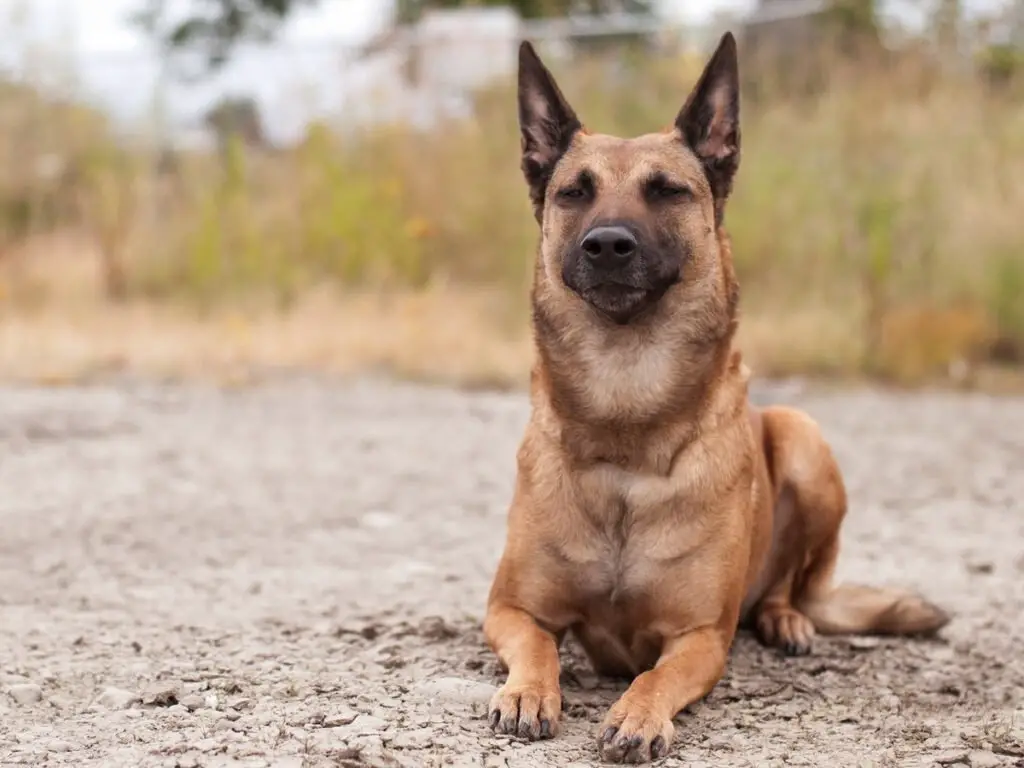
[600,726,618,745]
[650,735,666,759]
[487,685,561,742]
[783,640,811,657]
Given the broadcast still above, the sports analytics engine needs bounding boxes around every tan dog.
[483,32,951,764]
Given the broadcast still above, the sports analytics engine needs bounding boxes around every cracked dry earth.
[1,376,1023,768]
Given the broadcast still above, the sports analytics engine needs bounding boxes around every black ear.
[675,32,740,225]
[518,41,582,218]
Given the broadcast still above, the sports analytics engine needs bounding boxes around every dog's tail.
[800,583,951,637]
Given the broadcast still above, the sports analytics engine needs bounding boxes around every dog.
[482,31,951,765]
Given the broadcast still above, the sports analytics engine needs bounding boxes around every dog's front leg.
[598,625,730,763]
[484,602,563,741]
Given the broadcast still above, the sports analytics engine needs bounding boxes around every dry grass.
[1,39,1024,390]
[4,244,1017,392]
[0,285,533,389]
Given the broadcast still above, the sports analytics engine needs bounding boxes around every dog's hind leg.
[748,407,845,655]
[753,406,949,655]
[752,502,818,657]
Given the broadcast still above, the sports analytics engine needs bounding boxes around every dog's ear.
[674,32,740,224]
[518,41,582,217]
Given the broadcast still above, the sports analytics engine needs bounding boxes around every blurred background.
[0,0,1021,388]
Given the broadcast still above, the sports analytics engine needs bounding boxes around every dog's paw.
[597,699,674,764]
[756,605,815,657]
[488,683,561,741]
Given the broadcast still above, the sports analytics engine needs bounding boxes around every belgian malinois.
[483,32,950,764]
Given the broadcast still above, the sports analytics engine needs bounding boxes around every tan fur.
[484,34,950,764]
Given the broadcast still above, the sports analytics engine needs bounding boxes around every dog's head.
[519,33,740,328]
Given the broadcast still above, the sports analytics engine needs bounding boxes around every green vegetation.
[1,34,1023,385]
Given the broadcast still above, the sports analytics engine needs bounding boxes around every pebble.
[48,695,74,711]
[390,727,434,749]
[6,684,43,706]
[705,735,734,751]
[324,708,359,727]
[180,694,205,712]
[46,740,72,753]
[265,758,304,768]
[95,687,141,710]
[848,637,881,651]
[141,682,180,707]
[412,677,497,715]
[341,714,388,736]
[967,752,1003,768]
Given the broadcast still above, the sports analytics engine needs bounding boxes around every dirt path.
[1,377,1023,768]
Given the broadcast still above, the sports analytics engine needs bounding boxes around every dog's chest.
[566,465,689,607]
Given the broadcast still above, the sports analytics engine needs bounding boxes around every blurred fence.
[0,7,1023,382]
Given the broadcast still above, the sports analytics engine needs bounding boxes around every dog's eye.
[646,177,692,202]
[557,186,587,201]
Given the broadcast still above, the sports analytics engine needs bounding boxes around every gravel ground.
[1,376,1023,768]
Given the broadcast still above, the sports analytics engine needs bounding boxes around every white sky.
[0,0,1010,143]
[0,0,746,54]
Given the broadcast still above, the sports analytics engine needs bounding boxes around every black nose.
[580,226,637,268]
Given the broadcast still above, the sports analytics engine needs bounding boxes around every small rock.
[418,616,459,641]
[934,752,969,766]
[141,682,179,707]
[95,687,140,710]
[344,714,388,735]
[214,718,236,732]
[6,684,43,706]
[324,708,359,727]
[48,695,74,711]
[965,561,995,575]
[223,709,241,721]
[967,752,1002,768]
[204,693,219,710]
[848,637,880,651]
[257,711,278,726]
[228,697,253,711]
[180,694,205,712]
[307,710,325,725]
[390,727,433,750]
[705,735,734,752]
[194,737,219,753]
[46,740,73,753]
[412,677,497,715]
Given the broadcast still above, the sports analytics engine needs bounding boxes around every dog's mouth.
[581,283,662,325]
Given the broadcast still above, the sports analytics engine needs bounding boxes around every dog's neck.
[530,290,745,473]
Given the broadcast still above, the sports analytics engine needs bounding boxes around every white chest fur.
[566,464,704,604]
[575,331,680,422]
